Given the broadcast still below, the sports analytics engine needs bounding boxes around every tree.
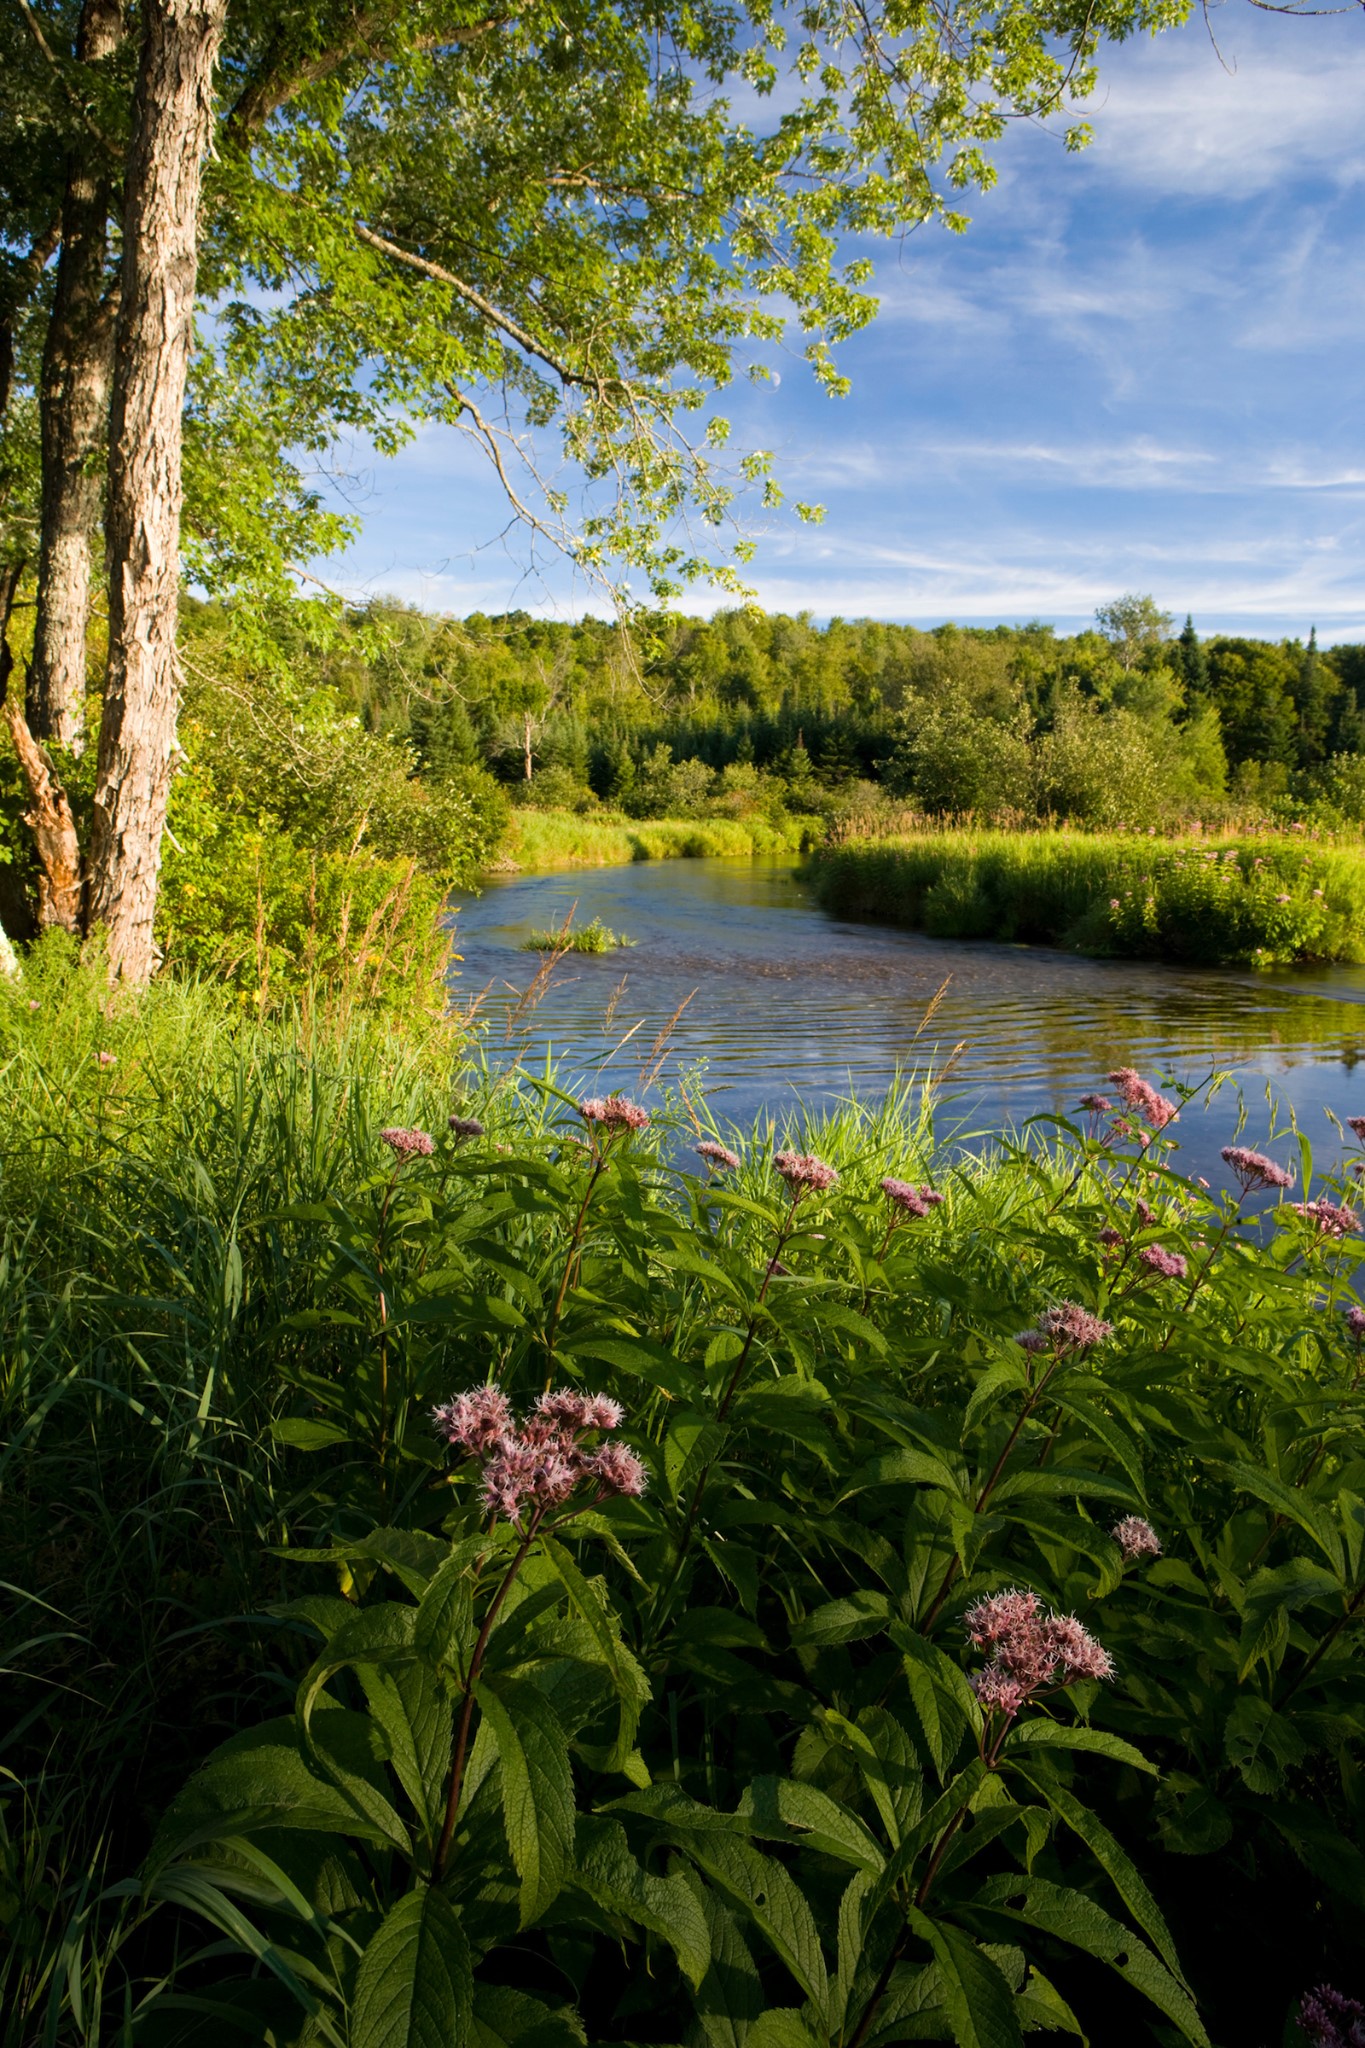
[1,0,1193,979]
[1094,592,1174,671]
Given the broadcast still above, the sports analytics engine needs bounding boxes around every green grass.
[518,915,636,954]
[806,827,1365,965]
[502,808,821,870]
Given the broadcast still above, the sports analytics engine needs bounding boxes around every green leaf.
[838,1448,965,1502]
[537,1532,650,1766]
[738,1776,886,1873]
[414,1536,491,1670]
[972,1877,1209,2046]
[905,1909,1022,2048]
[791,1590,890,1649]
[746,2012,821,2048]
[474,1676,574,1926]
[1014,1769,1187,1987]
[573,1816,711,1987]
[686,1833,830,2024]
[471,1984,586,2048]
[351,1883,473,2048]
[1005,1722,1156,1774]
[271,1417,353,1452]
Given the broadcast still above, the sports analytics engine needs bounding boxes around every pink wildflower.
[579,1094,650,1132]
[536,1389,623,1432]
[586,1440,648,1497]
[1097,1226,1124,1249]
[1108,1068,1179,1131]
[773,1150,839,1196]
[28,999,40,1011]
[1025,1301,1112,1352]
[432,1385,514,1454]
[1112,1515,1162,1561]
[1078,1094,1113,1114]
[1135,1198,1157,1227]
[1345,1306,1365,1340]
[1111,1116,1151,1150]
[1299,1986,1365,2048]
[97,1050,117,1068]
[1139,1244,1187,1281]
[881,1177,928,1217]
[964,1588,1114,1719]
[970,1666,1028,1716]
[448,1115,485,1139]
[380,1126,434,1159]
[697,1140,741,1171]
[1293,1199,1360,1238]
[1347,1116,1365,1141]
[1222,1145,1293,1193]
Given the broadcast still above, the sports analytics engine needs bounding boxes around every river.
[449,857,1365,1182]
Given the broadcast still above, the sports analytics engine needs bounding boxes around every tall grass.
[502,808,821,870]
[807,829,1365,965]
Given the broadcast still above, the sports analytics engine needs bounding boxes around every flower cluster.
[1346,1306,1365,1341]
[432,1385,646,1528]
[1221,1145,1294,1193]
[1097,1225,1124,1251]
[1017,1301,1113,1357]
[965,1589,1114,1719]
[380,1126,435,1159]
[697,1140,741,1171]
[579,1094,650,1132]
[448,1115,485,1140]
[1078,1093,1113,1114]
[1348,1117,1365,1142]
[1112,1515,1161,1561]
[881,1177,944,1217]
[773,1150,839,1196]
[1139,1244,1187,1281]
[1108,1068,1179,1132]
[1293,1199,1361,1239]
[1298,1986,1365,2048]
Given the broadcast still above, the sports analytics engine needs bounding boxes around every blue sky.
[313,3,1365,641]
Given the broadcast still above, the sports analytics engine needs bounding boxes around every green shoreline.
[491,808,821,872]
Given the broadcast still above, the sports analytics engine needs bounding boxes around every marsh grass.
[807,828,1365,965]
[519,916,636,955]
[503,808,821,870]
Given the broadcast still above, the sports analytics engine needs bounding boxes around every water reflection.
[448,859,1365,1180]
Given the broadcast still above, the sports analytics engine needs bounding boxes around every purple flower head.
[1222,1145,1294,1193]
[432,1385,514,1455]
[380,1126,434,1159]
[1016,1329,1051,1354]
[1294,1199,1361,1239]
[881,1177,928,1218]
[773,1150,839,1197]
[1112,1514,1162,1561]
[1348,1117,1365,1142]
[1135,1198,1157,1228]
[448,1115,485,1140]
[536,1389,623,1433]
[1097,1225,1124,1249]
[1108,1068,1179,1132]
[1031,1301,1113,1353]
[1139,1244,1188,1281]
[964,1589,1114,1718]
[1299,1986,1365,2048]
[587,1440,648,1498]
[697,1140,741,1171]
[1345,1306,1365,1340]
[1111,1116,1152,1151]
[579,1094,650,1132]
[97,1050,117,1068]
[1079,1093,1113,1114]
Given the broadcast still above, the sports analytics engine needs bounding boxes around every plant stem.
[545,1149,609,1377]
[920,1362,1057,1633]
[433,1526,536,1881]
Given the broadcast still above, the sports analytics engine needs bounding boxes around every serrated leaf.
[474,1676,574,1925]
[1014,1770,1186,1987]
[738,1776,885,1873]
[574,1816,711,1987]
[687,1833,830,2024]
[1006,1723,1156,1774]
[905,1909,1022,2048]
[791,1590,890,1649]
[351,1883,472,2048]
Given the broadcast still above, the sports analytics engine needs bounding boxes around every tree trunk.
[87,0,226,984]
[27,0,125,754]
[0,565,85,933]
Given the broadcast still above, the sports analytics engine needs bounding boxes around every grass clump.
[519,915,636,954]
[807,827,1365,965]
[3,954,1364,2048]
[503,807,821,870]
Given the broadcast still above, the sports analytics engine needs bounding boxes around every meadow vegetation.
[807,832,1365,967]
[3,954,1364,2048]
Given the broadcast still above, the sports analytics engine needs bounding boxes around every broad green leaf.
[1005,1722,1156,1774]
[574,1816,711,1987]
[905,1909,1022,2048]
[538,1532,650,1766]
[474,1676,574,1925]
[351,1883,473,2048]
[972,1876,1208,2046]
[1015,1770,1186,1986]
[738,1776,886,1873]
[471,1984,586,2048]
[746,2012,820,2048]
[687,1833,830,2024]
[791,1591,890,1649]
[414,1536,492,1670]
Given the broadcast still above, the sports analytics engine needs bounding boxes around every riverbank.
[4,955,1362,2046]
[496,806,822,871]
[806,829,1365,966]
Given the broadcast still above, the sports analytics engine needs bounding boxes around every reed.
[806,828,1365,965]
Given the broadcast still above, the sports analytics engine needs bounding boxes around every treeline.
[281,594,1365,825]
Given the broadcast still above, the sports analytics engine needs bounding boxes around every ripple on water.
[448,858,1365,1177]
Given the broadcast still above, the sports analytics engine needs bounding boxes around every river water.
[449,858,1365,1181]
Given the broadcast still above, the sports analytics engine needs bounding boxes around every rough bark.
[28,0,126,754]
[87,0,226,984]
[0,564,85,933]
